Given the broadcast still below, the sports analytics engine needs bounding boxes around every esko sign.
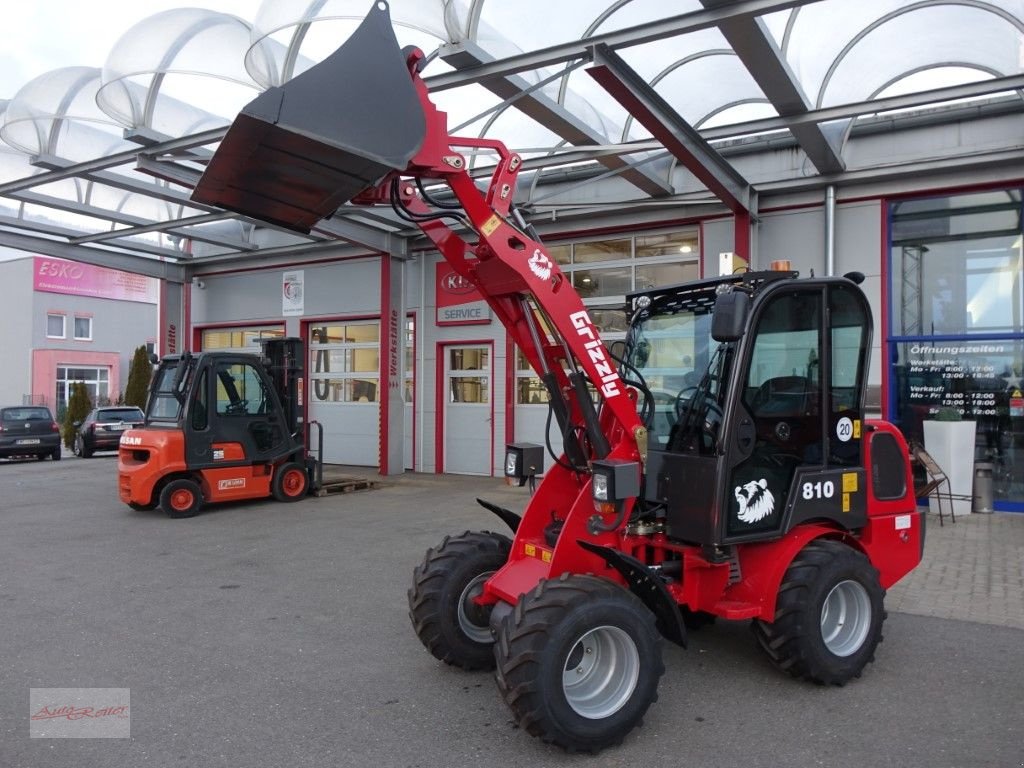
[435,265,491,326]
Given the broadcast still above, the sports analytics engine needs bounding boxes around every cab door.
[722,282,871,542]
[724,286,826,539]
[210,358,288,462]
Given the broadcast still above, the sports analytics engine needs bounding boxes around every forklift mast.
[260,338,305,437]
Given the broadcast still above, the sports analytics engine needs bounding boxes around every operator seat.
[750,376,812,417]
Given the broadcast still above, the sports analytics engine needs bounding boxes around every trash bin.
[973,462,994,513]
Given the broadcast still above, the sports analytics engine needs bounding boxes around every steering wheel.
[672,385,724,453]
[673,386,698,421]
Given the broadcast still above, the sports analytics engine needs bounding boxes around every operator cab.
[144,339,305,467]
[626,271,872,547]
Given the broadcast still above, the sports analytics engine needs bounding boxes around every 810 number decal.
[802,480,835,500]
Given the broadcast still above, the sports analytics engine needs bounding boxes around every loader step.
[315,475,379,496]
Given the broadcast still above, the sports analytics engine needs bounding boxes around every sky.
[0,0,263,100]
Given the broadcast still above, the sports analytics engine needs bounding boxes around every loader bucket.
[191,1,425,233]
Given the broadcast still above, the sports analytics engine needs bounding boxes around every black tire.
[271,462,308,502]
[408,531,512,670]
[51,447,61,461]
[159,478,203,519]
[494,573,664,753]
[753,539,885,685]
[75,436,92,458]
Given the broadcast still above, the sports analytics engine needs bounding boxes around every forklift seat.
[751,376,813,417]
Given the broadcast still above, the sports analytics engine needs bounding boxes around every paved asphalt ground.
[1,451,1021,768]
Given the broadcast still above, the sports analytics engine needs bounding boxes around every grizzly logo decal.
[735,478,775,524]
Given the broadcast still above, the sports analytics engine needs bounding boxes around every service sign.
[436,264,491,326]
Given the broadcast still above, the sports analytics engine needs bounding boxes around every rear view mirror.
[711,291,749,342]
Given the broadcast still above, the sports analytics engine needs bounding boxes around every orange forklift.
[118,338,320,518]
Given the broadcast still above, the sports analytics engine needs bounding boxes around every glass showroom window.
[309,321,381,404]
[201,325,284,351]
[405,317,415,403]
[73,316,92,340]
[47,313,65,338]
[889,188,1024,510]
[55,366,109,410]
[515,230,699,405]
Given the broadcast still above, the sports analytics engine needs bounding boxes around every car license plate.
[17,438,40,445]
[111,424,127,431]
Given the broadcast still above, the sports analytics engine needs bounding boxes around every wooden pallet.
[314,475,379,496]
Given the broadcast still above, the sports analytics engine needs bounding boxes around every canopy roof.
[0,0,1021,281]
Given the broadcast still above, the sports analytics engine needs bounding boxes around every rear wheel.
[74,436,92,458]
[271,462,308,502]
[51,447,61,461]
[409,531,511,670]
[753,539,885,685]
[494,574,664,753]
[159,478,203,519]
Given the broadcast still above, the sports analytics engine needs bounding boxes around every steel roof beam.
[5,190,249,252]
[587,45,753,214]
[700,0,845,173]
[0,228,187,280]
[426,0,822,91]
[441,42,673,197]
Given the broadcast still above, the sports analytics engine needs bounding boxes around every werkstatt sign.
[436,264,491,325]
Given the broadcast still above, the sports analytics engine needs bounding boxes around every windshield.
[2,407,52,421]
[628,309,722,447]
[97,408,145,421]
[146,359,192,422]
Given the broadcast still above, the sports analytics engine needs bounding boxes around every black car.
[73,406,146,458]
[0,406,62,461]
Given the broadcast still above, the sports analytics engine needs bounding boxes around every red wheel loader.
[191,2,923,752]
[118,338,320,518]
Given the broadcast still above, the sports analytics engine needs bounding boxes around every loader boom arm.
[355,46,645,468]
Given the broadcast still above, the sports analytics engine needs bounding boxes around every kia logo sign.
[440,272,475,295]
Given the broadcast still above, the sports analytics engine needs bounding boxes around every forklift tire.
[408,530,511,671]
[494,573,664,753]
[753,539,885,686]
[159,478,204,519]
[272,462,308,502]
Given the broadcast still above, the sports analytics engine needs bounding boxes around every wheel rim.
[562,625,640,720]
[170,489,194,511]
[282,469,305,496]
[820,579,872,657]
[74,438,81,456]
[457,572,495,644]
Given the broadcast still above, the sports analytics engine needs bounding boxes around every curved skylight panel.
[633,52,770,128]
[476,108,562,161]
[0,101,43,184]
[0,67,134,161]
[430,84,503,135]
[874,66,999,99]
[772,0,922,102]
[98,9,261,137]
[247,0,449,87]
[817,5,1024,107]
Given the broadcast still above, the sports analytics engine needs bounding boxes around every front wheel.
[494,574,664,753]
[272,462,308,502]
[753,539,885,685]
[408,531,511,670]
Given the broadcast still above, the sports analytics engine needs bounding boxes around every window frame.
[46,313,66,339]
